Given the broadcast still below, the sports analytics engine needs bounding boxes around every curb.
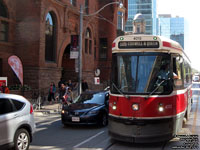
[34,109,61,116]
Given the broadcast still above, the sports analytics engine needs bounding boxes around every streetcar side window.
[183,60,192,88]
[173,56,184,89]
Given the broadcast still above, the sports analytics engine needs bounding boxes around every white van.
[193,75,200,82]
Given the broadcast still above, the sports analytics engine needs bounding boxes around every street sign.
[0,77,7,86]
[94,77,100,85]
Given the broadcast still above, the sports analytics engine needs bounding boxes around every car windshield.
[74,93,105,104]
[111,52,172,95]
[192,84,200,88]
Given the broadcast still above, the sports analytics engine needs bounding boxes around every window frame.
[45,12,57,62]
[99,38,108,60]
[172,55,184,90]
[84,28,92,54]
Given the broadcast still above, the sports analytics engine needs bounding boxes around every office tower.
[158,14,184,49]
[125,0,157,35]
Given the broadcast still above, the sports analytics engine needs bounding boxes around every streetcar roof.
[112,34,191,63]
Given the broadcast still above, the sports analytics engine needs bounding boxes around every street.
[30,84,200,150]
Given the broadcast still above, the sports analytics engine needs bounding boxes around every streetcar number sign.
[118,41,159,49]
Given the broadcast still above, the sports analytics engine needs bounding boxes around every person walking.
[82,79,89,92]
[0,82,10,93]
[57,83,70,105]
[67,80,74,90]
[48,82,56,104]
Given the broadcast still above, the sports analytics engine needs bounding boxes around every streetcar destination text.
[118,41,159,49]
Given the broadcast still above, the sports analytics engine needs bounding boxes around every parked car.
[0,94,36,150]
[61,91,109,126]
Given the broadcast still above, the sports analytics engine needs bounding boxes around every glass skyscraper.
[157,15,184,49]
[125,0,157,35]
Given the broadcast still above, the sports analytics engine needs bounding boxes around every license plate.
[72,117,80,122]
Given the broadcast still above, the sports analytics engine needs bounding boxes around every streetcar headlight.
[132,103,139,111]
[112,102,117,110]
[112,105,117,110]
[158,103,164,112]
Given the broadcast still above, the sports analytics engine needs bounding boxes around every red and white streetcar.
[108,35,192,143]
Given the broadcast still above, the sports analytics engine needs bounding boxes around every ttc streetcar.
[108,35,192,143]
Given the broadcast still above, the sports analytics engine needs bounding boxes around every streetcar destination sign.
[118,41,159,49]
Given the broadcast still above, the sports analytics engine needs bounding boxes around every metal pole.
[78,5,83,95]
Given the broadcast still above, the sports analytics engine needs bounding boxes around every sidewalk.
[34,103,61,116]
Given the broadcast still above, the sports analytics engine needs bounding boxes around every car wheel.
[101,113,108,126]
[14,129,30,150]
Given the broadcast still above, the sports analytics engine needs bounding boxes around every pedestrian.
[67,80,73,90]
[48,82,56,104]
[58,77,65,89]
[56,83,70,105]
[0,82,10,94]
[67,87,73,103]
[82,79,89,92]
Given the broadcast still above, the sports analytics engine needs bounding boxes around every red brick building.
[0,0,128,93]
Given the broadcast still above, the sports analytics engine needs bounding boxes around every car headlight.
[88,110,99,115]
[61,110,68,114]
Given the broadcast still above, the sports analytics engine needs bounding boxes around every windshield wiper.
[145,80,165,99]
[112,82,129,99]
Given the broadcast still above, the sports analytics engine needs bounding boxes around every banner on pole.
[70,35,79,59]
[8,55,23,85]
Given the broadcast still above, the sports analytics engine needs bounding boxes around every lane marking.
[73,131,105,148]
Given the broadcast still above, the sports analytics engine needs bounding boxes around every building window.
[137,24,140,33]
[117,11,124,30]
[0,1,8,18]
[0,1,9,42]
[70,0,76,6]
[45,12,57,62]
[99,38,107,59]
[0,58,2,76]
[85,28,92,54]
[85,0,89,14]
[0,21,8,42]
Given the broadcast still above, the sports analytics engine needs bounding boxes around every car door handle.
[14,114,19,118]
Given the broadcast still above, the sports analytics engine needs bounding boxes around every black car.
[61,91,109,126]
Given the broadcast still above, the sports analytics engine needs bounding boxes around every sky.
[157,0,200,71]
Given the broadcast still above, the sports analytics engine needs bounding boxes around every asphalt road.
[30,84,200,150]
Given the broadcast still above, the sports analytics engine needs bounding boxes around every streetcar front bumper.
[108,115,183,143]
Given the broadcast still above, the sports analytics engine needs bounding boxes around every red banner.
[8,56,23,85]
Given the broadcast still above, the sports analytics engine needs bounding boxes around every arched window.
[85,28,92,54]
[0,1,9,42]
[45,12,57,62]
[70,0,76,6]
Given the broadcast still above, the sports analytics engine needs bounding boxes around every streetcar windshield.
[111,52,172,95]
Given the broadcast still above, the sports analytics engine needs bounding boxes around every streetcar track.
[161,141,168,150]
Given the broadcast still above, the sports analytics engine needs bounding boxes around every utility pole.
[78,4,83,95]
